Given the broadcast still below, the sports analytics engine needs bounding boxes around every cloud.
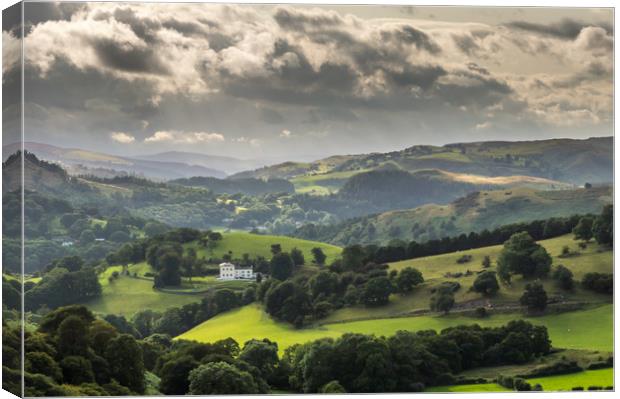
[5,3,613,158]
[475,121,492,130]
[506,18,612,40]
[144,131,175,142]
[144,130,225,144]
[110,131,136,143]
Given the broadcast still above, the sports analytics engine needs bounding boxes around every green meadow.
[324,234,612,323]
[428,368,613,392]
[188,232,342,263]
[83,266,206,317]
[177,303,613,353]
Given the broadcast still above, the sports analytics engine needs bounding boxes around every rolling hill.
[170,176,295,195]
[176,233,612,355]
[186,231,342,264]
[294,185,612,245]
[232,137,613,188]
[132,151,264,175]
[2,142,227,180]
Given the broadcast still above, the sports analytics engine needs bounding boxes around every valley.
[3,136,614,395]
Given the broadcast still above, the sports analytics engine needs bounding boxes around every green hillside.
[324,234,611,322]
[82,266,206,317]
[301,185,612,245]
[231,137,612,185]
[177,303,612,354]
[428,368,613,392]
[188,232,342,263]
[82,232,340,317]
[177,233,612,353]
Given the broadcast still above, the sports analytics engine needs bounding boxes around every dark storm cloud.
[260,107,285,124]
[91,38,170,75]
[273,7,342,32]
[466,63,490,76]
[24,2,84,27]
[161,18,207,37]
[506,18,612,39]
[385,64,446,91]
[452,34,479,55]
[436,72,512,108]
[8,3,612,158]
[110,7,161,44]
[380,25,442,54]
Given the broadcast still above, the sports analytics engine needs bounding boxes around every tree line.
[3,304,552,395]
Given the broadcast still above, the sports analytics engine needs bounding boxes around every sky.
[2,2,614,161]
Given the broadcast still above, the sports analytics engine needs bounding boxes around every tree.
[309,271,338,298]
[131,309,161,338]
[430,289,455,314]
[58,316,90,356]
[290,247,305,266]
[79,229,95,244]
[157,251,182,286]
[497,232,552,280]
[159,355,199,395]
[51,255,84,272]
[342,245,367,271]
[395,267,424,293]
[482,255,491,269]
[519,282,547,312]
[144,221,169,237]
[552,265,574,290]
[104,334,145,393]
[573,217,594,242]
[269,252,294,280]
[270,244,282,255]
[311,247,327,266]
[109,230,131,243]
[213,289,241,313]
[188,362,259,394]
[239,339,279,380]
[582,273,613,295]
[361,277,393,306]
[60,356,95,385]
[472,271,499,296]
[25,352,62,382]
[320,380,346,393]
[593,205,613,246]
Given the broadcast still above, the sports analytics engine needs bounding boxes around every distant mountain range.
[1,142,248,180]
[231,136,613,185]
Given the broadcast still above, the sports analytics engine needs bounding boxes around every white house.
[218,262,256,280]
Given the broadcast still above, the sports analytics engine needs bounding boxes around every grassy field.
[82,266,207,317]
[428,368,613,392]
[177,303,613,353]
[427,383,509,392]
[188,232,342,264]
[323,234,611,323]
[527,368,613,391]
[333,186,611,245]
[290,169,368,195]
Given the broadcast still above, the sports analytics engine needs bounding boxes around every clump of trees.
[284,320,550,393]
[581,273,613,295]
[25,258,101,311]
[520,282,548,313]
[551,265,574,290]
[3,305,145,396]
[299,214,586,264]
[471,271,500,296]
[497,232,552,283]
[259,259,424,326]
